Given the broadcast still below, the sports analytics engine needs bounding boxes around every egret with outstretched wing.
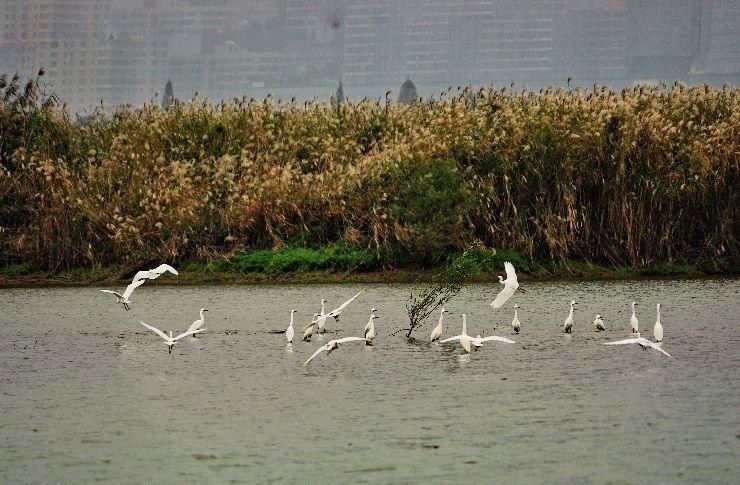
[303,336,369,367]
[490,262,519,309]
[139,320,205,354]
[603,335,672,357]
[99,278,146,311]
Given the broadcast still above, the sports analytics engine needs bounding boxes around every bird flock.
[101,261,673,363]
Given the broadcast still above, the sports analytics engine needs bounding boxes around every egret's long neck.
[631,303,636,317]
[569,304,574,318]
[462,315,467,336]
[514,308,518,320]
[290,313,294,326]
[321,301,325,314]
[439,311,445,325]
[169,330,173,339]
[656,305,661,324]
[200,309,205,321]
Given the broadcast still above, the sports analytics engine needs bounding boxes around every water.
[1,279,738,483]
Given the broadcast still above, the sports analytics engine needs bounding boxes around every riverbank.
[1,257,734,288]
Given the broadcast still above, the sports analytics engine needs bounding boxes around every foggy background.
[1,0,738,112]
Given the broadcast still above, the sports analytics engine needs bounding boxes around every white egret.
[100,263,178,311]
[303,337,369,367]
[603,333,672,357]
[430,307,449,342]
[99,278,146,311]
[302,313,320,341]
[364,309,378,345]
[323,290,364,324]
[439,314,475,353]
[564,300,577,333]
[187,308,208,336]
[511,304,521,334]
[316,299,327,333]
[490,262,519,309]
[630,301,639,334]
[139,321,205,354]
[286,309,297,344]
[132,263,179,282]
[593,314,605,332]
[654,303,663,343]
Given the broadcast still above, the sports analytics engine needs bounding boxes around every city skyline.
[1,0,738,112]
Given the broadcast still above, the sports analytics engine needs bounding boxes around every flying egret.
[132,263,179,282]
[323,290,364,325]
[594,314,605,332]
[100,263,178,311]
[654,303,663,343]
[630,301,639,334]
[286,309,297,344]
[439,314,475,353]
[364,309,378,345]
[302,313,320,341]
[511,303,521,333]
[187,308,208,336]
[139,321,205,354]
[603,333,672,357]
[564,300,577,333]
[303,337,369,367]
[430,307,449,342]
[99,278,146,311]
[490,262,519,309]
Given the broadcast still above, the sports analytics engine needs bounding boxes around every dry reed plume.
[0,72,737,272]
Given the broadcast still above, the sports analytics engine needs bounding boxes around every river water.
[1,278,738,483]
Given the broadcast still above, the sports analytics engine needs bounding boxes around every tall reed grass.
[1,73,737,271]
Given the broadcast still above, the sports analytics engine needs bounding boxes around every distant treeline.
[0,72,737,273]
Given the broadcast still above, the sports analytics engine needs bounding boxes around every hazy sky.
[1,0,738,111]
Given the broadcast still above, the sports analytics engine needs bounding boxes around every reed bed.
[1,73,737,272]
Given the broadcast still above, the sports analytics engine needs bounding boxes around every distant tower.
[336,80,344,104]
[397,76,417,104]
[161,79,174,109]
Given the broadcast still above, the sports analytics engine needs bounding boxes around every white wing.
[327,290,363,317]
[333,336,368,345]
[603,338,641,346]
[140,321,170,341]
[647,342,672,357]
[303,343,332,367]
[122,278,147,300]
[476,335,516,344]
[187,319,203,333]
[504,261,517,282]
[286,325,294,342]
[460,337,471,353]
[491,284,517,309]
[173,328,205,341]
[133,263,179,281]
[654,323,663,343]
[439,335,462,343]
[100,289,123,298]
[430,324,443,341]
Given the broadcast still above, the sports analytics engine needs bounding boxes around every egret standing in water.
[302,313,320,341]
[593,314,605,332]
[286,309,297,344]
[430,307,449,342]
[564,300,577,333]
[630,301,639,334]
[654,303,663,343]
[187,308,208,336]
[439,314,475,353]
[139,321,205,354]
[491,262,520,309]
[511,304,521,334]
[364,309,378,345]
